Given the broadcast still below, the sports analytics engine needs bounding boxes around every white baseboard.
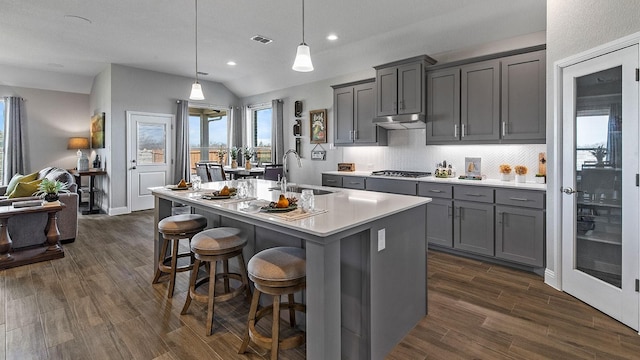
[108,206,130,216]
[544,268,561,291]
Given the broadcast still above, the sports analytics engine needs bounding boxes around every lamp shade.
[67,137,90,150]
[189,82,205,100]
[292,43,314,72]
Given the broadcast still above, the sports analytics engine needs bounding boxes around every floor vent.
[250,35,273,44]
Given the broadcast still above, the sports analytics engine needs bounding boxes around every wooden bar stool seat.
[152,213,207,298]
[181,227,251,336]
[239,247,306,360]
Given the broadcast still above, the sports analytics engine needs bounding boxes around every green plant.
[230,147,239,160]
[590,145,607,163]
[35,179,70,197]
[243,147,254,161]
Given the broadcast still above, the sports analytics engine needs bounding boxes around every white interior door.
[561,45,639,330]
[127,111,173,212]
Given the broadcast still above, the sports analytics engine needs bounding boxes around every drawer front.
[454,185,494,203]
[418,182,453,199]
[495,189,545,209]
[322,174,343,188]
[342,176,366,190]
[366,178,417,195]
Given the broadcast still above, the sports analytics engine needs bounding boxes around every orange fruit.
[219,185,230,196]
[276,194,289,208]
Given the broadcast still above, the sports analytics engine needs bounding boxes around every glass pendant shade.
[292,43,314,72]
[190,82,204,100]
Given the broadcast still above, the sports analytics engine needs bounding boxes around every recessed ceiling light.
[327,34,338,41]
[227,61,236,66]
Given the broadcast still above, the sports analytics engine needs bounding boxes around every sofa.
[0,167,79,246]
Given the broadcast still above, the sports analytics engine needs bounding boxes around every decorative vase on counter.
[231,160,238,169]
[500,173,511,181]
[515,174,527,183]
[245,161,251,170]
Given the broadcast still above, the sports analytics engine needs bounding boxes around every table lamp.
[68,137,90,171]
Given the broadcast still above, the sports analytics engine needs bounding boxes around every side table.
[69,168,107,214]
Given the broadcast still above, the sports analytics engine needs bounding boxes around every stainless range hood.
[373,113,426,129]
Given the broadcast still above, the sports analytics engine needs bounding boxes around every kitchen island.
[151,179,430,360]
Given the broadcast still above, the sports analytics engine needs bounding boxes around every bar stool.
[239,247,306,360]
[181,227,251,336]
[152,213,207,298]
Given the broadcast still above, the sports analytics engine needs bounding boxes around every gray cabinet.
[495,189,545,266]
[419,183,454,247]
[501,50,546,142]
[333,79,387,146]
[366,178,417,195]
[425,48,546,145]
[342,176,366,190]
[322,174,343,188]
[453,185,495,256]
[461,60,501,142]
[375,56,435,118]
[426,67,460,143]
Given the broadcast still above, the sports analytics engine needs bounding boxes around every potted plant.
[243,147,255,170]
[230,147,239,169]
[35,179,70,202]
[590,145,607,166]
[499,164,512,181]
[535,173,546,184]
[514,165,528,183]
[217,148,227,165]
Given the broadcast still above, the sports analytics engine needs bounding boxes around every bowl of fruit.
[261,195,298,212]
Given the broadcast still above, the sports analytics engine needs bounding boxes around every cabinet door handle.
[454,207,460,218]
[465,193,483,197]
[497,211,504,225]
[393,101,397,111]
[348,181,361,185]
[447,205,452,217]
[326,179,336,183]
[429,189,443,193]
[454,124,458,138]
[508,197,529,202]
[461,124,466,138]
[354,130,358,140]
[399,100,404,110]
[502,121,507,137]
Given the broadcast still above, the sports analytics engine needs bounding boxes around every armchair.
[0,167,79,246]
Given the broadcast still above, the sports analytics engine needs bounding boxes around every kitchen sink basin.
[268,186,335,195]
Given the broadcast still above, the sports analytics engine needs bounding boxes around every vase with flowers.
[230,147,239,169]
[243,147,255,170]
[499,164,512,181]
[514,165,528,183]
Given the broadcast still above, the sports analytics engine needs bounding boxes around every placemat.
[204,196,256,204]
[266,208,327,221]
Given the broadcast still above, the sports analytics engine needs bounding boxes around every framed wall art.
[91,112,105,148]
[310,109,327,144]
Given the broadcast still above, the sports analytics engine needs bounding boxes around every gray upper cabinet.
[374,56,436,118]
[333,79,387,146]
[500,50,546,142]
[425,47,546,145]
[461,59,501,142]
[426,67,460,143]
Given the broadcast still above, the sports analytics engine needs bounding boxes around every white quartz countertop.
[151,179,430,238]
[323,171,547,191]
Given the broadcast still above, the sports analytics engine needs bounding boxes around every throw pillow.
[8,179,44,198]
[5,171,39,195]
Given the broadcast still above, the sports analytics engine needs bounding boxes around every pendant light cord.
[301,0,305,44]
[194,0,199,82]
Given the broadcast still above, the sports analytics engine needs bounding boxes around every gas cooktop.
[371,170,432,178]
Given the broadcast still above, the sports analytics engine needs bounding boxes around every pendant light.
[292,0,314,72]
[189,0,205,100]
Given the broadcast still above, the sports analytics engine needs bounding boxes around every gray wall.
[0,85,89,172]
[91,64,240,212]
[545,0,640,287]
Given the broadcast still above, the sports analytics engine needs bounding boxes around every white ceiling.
[0,0,546,97]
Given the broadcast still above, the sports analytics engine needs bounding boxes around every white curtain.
[271,99,284,164]
[3,96,27,183]
[174,100,190,183]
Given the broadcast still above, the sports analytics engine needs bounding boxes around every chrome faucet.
[282,149,302,192]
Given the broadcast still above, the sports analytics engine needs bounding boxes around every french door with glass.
[561,44,639,330]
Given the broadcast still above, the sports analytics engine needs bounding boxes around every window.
[249,106,272,164]
[576,113,610,170]
[188,107,229,172]
[0,99,4,183]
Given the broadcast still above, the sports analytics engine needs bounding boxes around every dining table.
[151,179,430,359]
[223,166,265,179]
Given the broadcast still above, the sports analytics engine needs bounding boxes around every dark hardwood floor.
[1,210,639,359]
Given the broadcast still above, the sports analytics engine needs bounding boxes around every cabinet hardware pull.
[497,211,504,225]
[461,124,466,138]
[354,130,358,140]
[465,193,483,197]
[502,121,507,137]
[393,101,397,111]
[454,124,458,138]
[454,207,460,218]
[326,179,336,183]
[429,189,443,193]
[399,100,404,110]
[508,197,529,201]
[348,182,360,185]
[447,205,452,217]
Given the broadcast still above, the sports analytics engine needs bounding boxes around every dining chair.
[207,163,227,181]
[195,163,211,182]
[263,164,283,181]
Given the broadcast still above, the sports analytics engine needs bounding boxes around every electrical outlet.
[377,228,385,251]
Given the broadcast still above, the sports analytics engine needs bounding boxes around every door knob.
[562,187,576,195]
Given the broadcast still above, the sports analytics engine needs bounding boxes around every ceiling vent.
[250,35,273,45]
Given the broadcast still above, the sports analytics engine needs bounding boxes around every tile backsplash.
[342,129,546,179]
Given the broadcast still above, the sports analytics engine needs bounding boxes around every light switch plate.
[377,228,385,251]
